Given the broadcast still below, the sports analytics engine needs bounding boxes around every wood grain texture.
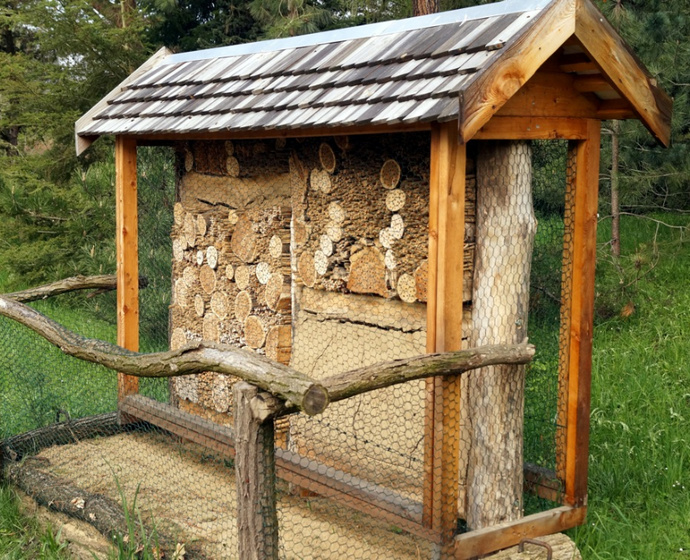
[564,121,600,507]
[459,0,576,143]
[574,0,672,145]
[454,505,586,560]
[422,122,466,552]
[115,136,140,401]
[475,116,589,141]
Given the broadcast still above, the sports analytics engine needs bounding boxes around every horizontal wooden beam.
[523,463,563,503]
[559,53,598,73]
[454,505,587,560]
[573,75,614,93]
[574,0,672,145]
[474,117,589,140]
[126,121,432,144]
[120,395,236,458]
[597,99,636,120]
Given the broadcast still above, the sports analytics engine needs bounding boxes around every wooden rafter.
[458,0,577,143]
[574,0,672,146]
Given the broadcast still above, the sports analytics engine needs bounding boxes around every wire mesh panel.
[0,133,584,559]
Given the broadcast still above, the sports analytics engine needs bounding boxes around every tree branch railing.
[0,293,534,417]
[0,277,537,560]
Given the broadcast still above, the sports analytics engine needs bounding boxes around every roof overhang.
[75,0,672,154]
[458,0,672,146]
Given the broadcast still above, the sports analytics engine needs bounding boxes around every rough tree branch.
[4,274,148,303]
[0,296,328,416]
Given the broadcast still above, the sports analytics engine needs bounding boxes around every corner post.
[115,136,139,403]
[423,121,466,554]
[234,382,279,560]
[564,120,601,507]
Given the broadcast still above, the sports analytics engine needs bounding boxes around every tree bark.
[413,0,439,16]
[0,296,329,416]
[4,274,147,302]
[234,382,279,560]
[466,141,537,530]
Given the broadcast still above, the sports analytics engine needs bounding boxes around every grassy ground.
[0,484,70,559]
[0,213,687,558]
[571,213,690,559]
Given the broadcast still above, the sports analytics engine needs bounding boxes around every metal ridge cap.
[164,0,553,65]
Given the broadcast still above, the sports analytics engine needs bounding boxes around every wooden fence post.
[115,136,139,405]
[423,121,466,556]
[234,381,279,560]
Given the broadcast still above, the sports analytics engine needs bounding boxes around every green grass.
[0,483,70,559]
[570,213,690,559]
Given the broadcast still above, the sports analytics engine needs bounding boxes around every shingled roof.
[75,0,672,154]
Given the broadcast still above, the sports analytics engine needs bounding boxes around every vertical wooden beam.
[115,136,139,401]
[234,382,279,560]
[564,120,600,507]
[423,122,467,554]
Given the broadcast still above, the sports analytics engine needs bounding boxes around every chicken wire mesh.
[0,135,578,559]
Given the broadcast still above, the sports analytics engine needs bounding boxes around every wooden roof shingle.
[75,0,672,153]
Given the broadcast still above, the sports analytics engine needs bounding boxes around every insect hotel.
[23,0,668,557]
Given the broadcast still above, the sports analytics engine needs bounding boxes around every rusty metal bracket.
[518,538,553,559]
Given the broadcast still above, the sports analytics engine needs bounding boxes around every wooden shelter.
[75,0,671,557]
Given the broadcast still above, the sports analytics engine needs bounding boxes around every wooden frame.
[115,136,140,403]
[423,121,466,555]
[564,120,600,506]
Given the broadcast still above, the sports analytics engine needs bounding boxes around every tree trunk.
[466,141,536,530]
[413,0,439,16]
[610,120,620,257]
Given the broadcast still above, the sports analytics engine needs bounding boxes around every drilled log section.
[465,141,537,530]
[234,382,279,560]
[0,296,328,416]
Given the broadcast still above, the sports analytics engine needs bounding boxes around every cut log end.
[319,142,337,173]
[302,384,329,416]
[380,159,401,189]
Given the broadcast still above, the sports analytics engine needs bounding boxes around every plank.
[574,0,672,146]
[122,120,433,144]
[453,506,586,560]
[115,136,140,404]
[423,121,466,557]
[474,116,589,140]
[558,53,597,73]
[573,74,613,93]
[523,463,563,503]
[119,395,236,458]
[564,120,600,507]
[494,71,600,119]
[459,0,577,143]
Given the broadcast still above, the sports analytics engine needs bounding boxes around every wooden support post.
[234,382,279,560]
[115,136,139,402]
[423,121,466,555]
[564,120,600,507]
